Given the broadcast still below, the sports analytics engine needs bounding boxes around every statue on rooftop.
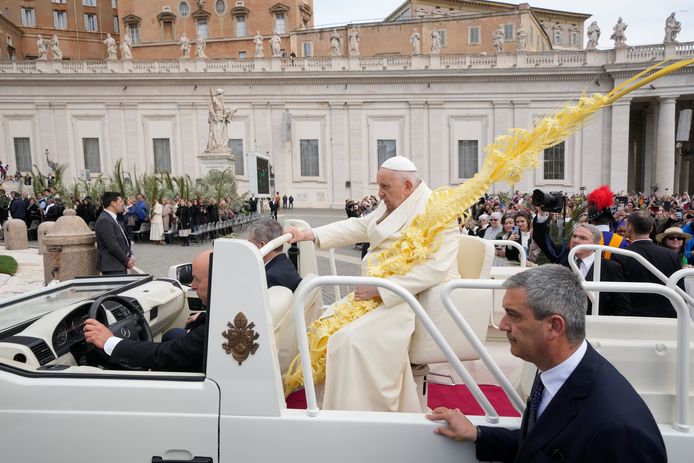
[611,17,627,47]
[36,35,48,60]
[196,33,207,59]
[493,25,505,53]
[348,27,360,56]
[330,29,341,57]
[50,35,62,60]
[586,21,601,50]
[180,33,191,59]
[517,27,527,51]
[254,31,264,58]
[270,32,282,57]
[410,29,421,55]
[104,33,117,60]
[664,13,681,44]
[430,30,441,54]
[120,33,133,60]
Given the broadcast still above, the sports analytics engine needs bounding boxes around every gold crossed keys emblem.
[222,312,260,365]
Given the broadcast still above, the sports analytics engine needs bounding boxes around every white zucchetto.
[380,156,418,172]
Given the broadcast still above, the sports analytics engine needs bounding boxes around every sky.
[313,0,693,48]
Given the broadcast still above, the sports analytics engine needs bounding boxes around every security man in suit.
[83,249,212,372]
[94,192,134,275]
[248,218,301,292]
[427,265,666,462]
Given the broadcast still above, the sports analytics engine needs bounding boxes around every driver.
[83,249,212,372]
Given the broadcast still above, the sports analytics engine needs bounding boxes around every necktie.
[527,372,545,431]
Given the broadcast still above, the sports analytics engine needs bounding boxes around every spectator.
[482,212,503,240]
[656,226,691,268]
[475,214,490,238]
[0,189,10,225]
[9,192,26,221]
[507,210,541,264]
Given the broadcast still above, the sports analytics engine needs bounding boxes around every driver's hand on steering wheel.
[83,319,114,349]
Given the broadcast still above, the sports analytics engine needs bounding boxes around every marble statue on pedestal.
[586,21,601,50]
[493,26,505,52]
[430,30,441,54]
[180,33,191,59]
[664,13,681,44]
[410,29,421,55]
[206,89,237,153]
[330,29,341,57]
[104,33,117,60]
[36,35,48,60]
[271,32,282,57]
[254,32,264,58]
[611,17,627,47]
[120,33,133,60]
[348,27,360,56]
[196,33,207,58]
[517,27,527,51]
[50,35,62,60]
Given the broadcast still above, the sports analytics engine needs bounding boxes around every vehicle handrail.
[292,275,502,423]
[490,240,527,268]
[667,268,694,320]
[444,279,690,433]
[328,248,341,302]
[569,244,694,315]
[259,233,293,258]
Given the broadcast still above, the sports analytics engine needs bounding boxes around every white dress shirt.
[537,339,588,416]
[574,253,595,279]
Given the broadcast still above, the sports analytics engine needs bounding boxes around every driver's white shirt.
[103,336,122,355]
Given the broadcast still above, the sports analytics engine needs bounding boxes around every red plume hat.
[586,185,614,221]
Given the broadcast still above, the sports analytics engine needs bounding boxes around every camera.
[531,189,565,213]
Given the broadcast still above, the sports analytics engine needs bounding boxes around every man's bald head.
[191,249,213,306]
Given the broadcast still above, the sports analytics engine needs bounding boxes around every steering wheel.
[77,295,153,368]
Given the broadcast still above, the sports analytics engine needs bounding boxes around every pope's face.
[377,169,412,212]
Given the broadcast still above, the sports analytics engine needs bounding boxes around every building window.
[553,29,562,46]
[112,0,118,8]
[53,0,68,4]
[179,1,189,17]
[436,30,447,47]
[228,139,244,175]
[469,26,480,44]
[570,31,578,47]
[458,140,478,179]
[236,15,246,37]
[85,13,98,32]
[197,18,208,39]
[83,0,97,6]
[129,23,140,43]
[302,41,313,57]
[21,8,36,27]
[82,138,101,173]
[377,140,396,168]
[300,139,319,177]
[113,16,119,33]
[54,11,68,29]
[13,138,32,172]
[543,142,565,180]
[275,12,286,34]
[153,138,172,174]
[215,0,226,15]
[503,24,514,41]
[238,51,247,59]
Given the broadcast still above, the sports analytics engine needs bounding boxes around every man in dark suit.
[533,221,629,315]
[94,192,134,275]
[248,218,301,291]
[612,210,682,317]
[83,249,213,372]
[427,265,666,462]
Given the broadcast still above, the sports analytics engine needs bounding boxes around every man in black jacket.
[248,218,301,292]
[83,249,212,372]
[94,192,134,275]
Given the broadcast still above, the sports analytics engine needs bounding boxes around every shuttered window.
[13,138,32,172]
[82,138,101,173]
[377,139,396,168]
[153,138,172,173]
[300,139,319,177]
[228,139,244,175]
[458,140,478,179]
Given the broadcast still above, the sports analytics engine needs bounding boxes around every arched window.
[179,1,189,17]
[215,0,226,15]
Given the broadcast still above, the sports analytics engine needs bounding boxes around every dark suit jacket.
[265,253,302,292]
[94,210,131,273]
[476,343,666,463]
[611,240,682,318]
[110,313,207,372]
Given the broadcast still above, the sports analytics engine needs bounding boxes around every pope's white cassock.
[312,158,459,412]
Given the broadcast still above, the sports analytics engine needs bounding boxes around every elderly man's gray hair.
[248,218,284,251]
[503,264,586,342]
[573,223,601,244]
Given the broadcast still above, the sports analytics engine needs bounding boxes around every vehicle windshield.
[0,277,147,333]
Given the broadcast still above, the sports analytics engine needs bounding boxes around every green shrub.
[0,255,18,276]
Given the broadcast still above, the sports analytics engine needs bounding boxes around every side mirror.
[168,263,193,286]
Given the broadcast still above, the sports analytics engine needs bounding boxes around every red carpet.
[286,383,520,417]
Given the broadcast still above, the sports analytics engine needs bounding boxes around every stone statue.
[410,29,421,55]
[206,88,237,152]
[492,25,505,52]
[104,33,117,60]
[120,33,133,60]
[517,27,527,51]
[50,35,62,60]
[195,33,207,58]
[270,32,281,57]
[196,0,205,8]
[430,30,441,54]
[180,33,191,59]
[330,29,341,57]
[36,35,48,60]
[664,13,681,44]
[253,31,264,58]
[348,27,360,56]
[610,17,627,47]
[586,21,601,50]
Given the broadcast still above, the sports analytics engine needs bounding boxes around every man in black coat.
[9,192,26,221]
[427,265,666,463]
[94,192,134,275]
[83,249,213,372]
[248,218,301,292]
[611,210,683,317]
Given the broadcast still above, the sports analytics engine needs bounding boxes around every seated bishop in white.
[287,156,460,412]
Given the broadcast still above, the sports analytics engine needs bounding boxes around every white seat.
[266,285,294,331]
[282,219,319,277]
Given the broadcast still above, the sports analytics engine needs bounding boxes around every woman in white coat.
[149,199,164,245]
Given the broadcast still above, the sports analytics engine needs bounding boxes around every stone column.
[655,97,678,194]
[609,100,631,193]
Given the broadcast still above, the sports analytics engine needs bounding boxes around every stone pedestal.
[42,214,97,283]
[37,221,57,255]
[198,150,236,176]
[3,219,28,250]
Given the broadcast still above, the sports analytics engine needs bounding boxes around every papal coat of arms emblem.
[222,312,260,365]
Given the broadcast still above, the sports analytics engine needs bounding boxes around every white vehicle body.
[0,232,693,462]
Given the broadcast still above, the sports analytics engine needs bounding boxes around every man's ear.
[546,314,566,341]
